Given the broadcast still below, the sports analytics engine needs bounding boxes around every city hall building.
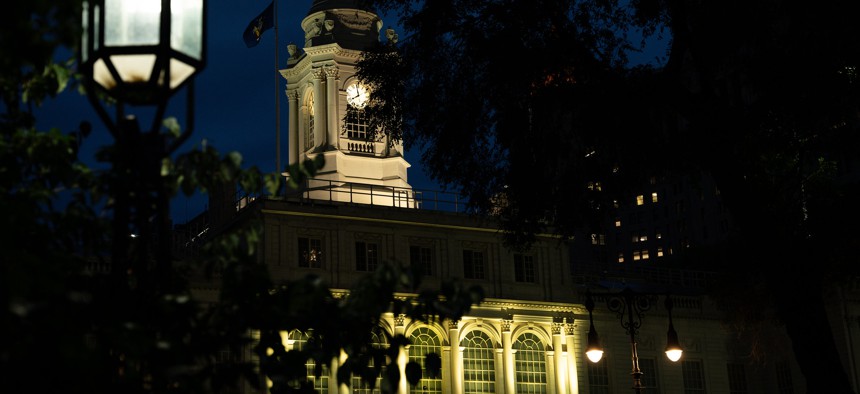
[182,1,860,393]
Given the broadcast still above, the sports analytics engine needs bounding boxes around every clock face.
[345,83,369,108]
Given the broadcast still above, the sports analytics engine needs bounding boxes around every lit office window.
[409,328,442,394]
[657,247,664,257]
[636,195,645,206]
[591,234,606,245]
[513,333,547,393]
[462,331,496,393]
[298,237,324,268]
[633,251,641,261]
[641,249,650,260]
[618,253,625,263]
[682,360,706,394]
[615,218,622,227]
[651,192,659,203]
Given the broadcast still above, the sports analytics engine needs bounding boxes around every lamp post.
[584,288,683,393]
[79,0,206,291]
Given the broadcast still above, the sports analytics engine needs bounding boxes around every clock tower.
[280,0,413,207]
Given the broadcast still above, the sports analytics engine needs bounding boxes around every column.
[495,348,505,394]
[501,320,515,394]
[546,350,557,394]
[312,68,326,149]
[394,314,407,394]
[287,89,299,165]
[334,350,348,394]
[449,320,463,394]
[552,322,567,394]
[324,66,339,150]
[565,323,580,394]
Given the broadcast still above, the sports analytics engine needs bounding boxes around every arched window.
[304,91,315,151]
[288,330,328,393]
[461,330,496,394]
[353,328,389,393]
[409,327,442,394]
[513,333,547,393]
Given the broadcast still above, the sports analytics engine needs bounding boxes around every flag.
[243,1,274,48]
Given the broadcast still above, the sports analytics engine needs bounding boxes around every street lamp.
[584,288,683,393]
[79,0,206,290]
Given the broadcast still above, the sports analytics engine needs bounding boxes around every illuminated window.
[587,181,602,191]
[352,328,388,393]
[656,232,662,239]
[615,218,622,227]
[591,234,606,245]
[613,199,619,208]
[651,192,659,203]
[633,251,641,261]
[514,254,536,283]
[636,195,645,206]
[462,331,496,393]
[513,333,547,393]
[410,245,434,276]
[288,330,329,392]
[641,249,650,260]
[298,237,323,268]
[409,328,442,394]
[463,250,485,279]
[657,247,664,257]
[355,241,378,271]
[618,253,624,263]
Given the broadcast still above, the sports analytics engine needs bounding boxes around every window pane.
[727,363,748,394]
[587,358,610,394]
[513,333,546,393]
[409,328,442,394]
[639,358,659,394]
[462,331,495,393]
[682,360,706,394]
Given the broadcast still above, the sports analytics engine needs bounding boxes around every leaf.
[404,361,422,386]
[163,117,182,138]
[424,353,441,379]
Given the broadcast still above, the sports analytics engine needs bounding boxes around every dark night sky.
[34,0,438,224]
[33,0,666,223]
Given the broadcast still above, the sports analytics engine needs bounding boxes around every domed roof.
[307,0,375,15]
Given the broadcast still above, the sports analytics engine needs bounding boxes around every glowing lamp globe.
[665,324,683,362]
[80,0,206,105]
[586,348,604,363]
[585,322,603,363]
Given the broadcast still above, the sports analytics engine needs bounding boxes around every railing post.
[349,182,353,204]
[370,184,374,205]
[329,179,333,202]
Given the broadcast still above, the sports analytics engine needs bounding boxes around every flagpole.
[274,0,281,174]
